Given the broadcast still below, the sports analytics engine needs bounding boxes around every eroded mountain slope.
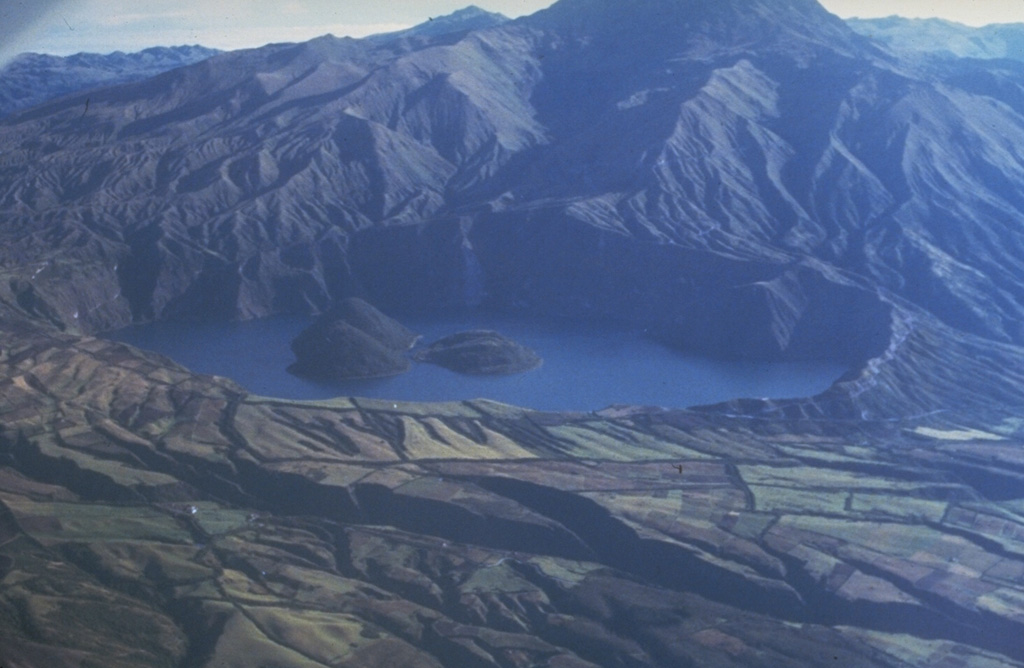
[2,0,1024,366]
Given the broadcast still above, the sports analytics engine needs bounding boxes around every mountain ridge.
[0,45,221,119]
[1,0,1023,421]
[848,15,1024,61]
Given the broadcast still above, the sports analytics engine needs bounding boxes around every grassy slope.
[2,320,1024,666]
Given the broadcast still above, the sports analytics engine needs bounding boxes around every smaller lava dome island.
[413,329,542,375]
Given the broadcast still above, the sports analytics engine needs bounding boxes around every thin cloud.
[94,11,194,28]
[0,0,72,64]
[183,22,415,50]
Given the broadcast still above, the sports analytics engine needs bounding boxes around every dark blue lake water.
[108,312,844,412]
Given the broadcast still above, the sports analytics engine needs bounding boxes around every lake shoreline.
[106,310,846,412]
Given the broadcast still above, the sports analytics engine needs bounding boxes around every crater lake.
[107,311,846,412]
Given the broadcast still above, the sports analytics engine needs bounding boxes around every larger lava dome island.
[289,298,418,380]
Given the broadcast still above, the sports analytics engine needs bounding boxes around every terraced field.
[3,318,1024,666]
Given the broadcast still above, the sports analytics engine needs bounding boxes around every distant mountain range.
[0,6,510,121]
[0,45,221,118]
[5,14,1023,120]
[848,16,1024,61]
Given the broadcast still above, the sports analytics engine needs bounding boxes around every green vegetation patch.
[773,445,877,466]
[234,403,375,461]
[850,494,947,522]
[191,507,250,536]
[728,512,776,540]
[578,420,716,460]
[356,397,483,417]
[69,540,212,585]
[8,591,187,667]
[549,420,722,460]
[545,424,644,460]
[739,464,921,492]
[526,556,603,586]
[247,608,371,664]
[976,586,1024,622]
[584,490,687,519]
[779,517,964,560]
[272,564,367,606]
[997,498,1024,516]
[749,485,847,515]
[32,436,180,489]
[787,543,841,583]
[462,561,537,594]
[3,499,190,544]
[264,460,378,488]
[219,568,281,605]
[245,396,358,410]
[206,609,325,668]
[839,627,1023,668]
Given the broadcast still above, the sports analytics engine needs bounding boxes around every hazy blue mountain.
[848,16,1024,61]
[0,45,221,118]
[0,6,507,121]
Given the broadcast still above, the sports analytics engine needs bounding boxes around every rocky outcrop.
[413,329,541,374]
[288,298,417,380]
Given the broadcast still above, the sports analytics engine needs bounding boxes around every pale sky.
[4,0,1024,63]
